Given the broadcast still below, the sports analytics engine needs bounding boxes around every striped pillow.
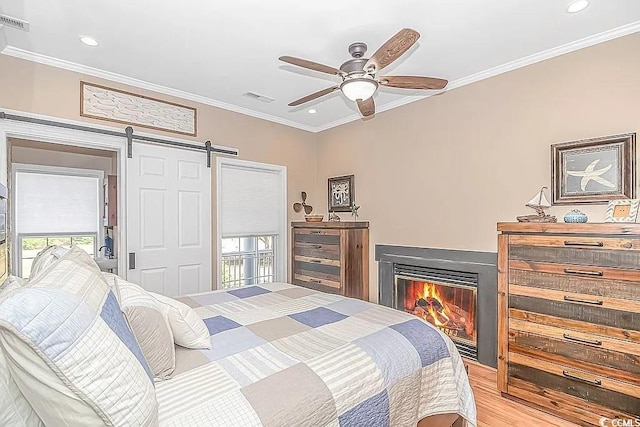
[0,247,158,426]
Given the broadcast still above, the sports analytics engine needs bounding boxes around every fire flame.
[416,283,453,327]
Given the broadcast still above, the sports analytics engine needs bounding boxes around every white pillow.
[150,292,212,349]
[116,279,176,379]
[0,246,158,426]
[0,346,43,426]
[28,245,70,280]
[0,276,26,297]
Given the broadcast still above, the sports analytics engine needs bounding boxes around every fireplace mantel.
[376,244,498,367]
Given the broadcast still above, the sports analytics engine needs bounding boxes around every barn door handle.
[562,334,602,346]
[562,370,602,386]
[563,295,603,305]
[563,241,604,247]
[128,252,136,270]
[563,268,603,277]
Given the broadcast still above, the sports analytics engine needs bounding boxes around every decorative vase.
[563,209,588,223]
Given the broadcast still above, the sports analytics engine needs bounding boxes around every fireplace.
[395,265,478,359]
[376,245,497,367]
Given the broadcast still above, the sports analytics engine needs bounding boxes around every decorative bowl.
[304,214,324,222]
[563,209,588,223]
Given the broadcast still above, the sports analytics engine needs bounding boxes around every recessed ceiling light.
[567,0,589,13]
[80,36,99,47]
[307,109,317,114]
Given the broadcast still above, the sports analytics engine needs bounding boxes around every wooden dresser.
[291,221,369,300]
[497,223,640,425]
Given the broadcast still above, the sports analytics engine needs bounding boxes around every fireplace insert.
[394,265,478,360]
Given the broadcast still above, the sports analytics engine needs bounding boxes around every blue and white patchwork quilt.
[155,283,476,427]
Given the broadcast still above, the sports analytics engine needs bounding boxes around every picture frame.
[605,199,639,223]
[80,82,197,136]
[328,175,355,212]
[551,133,636,205]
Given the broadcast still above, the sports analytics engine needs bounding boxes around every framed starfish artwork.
[328,175,355,212]
[551,133,636,205]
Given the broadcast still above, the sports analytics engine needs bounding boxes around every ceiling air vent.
[243,92,275,104]
[0,14,30,32]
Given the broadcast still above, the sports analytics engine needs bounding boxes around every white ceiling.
[1,0,639,132]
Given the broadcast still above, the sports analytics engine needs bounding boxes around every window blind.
[219,162,284,238]
[15,171,100,234]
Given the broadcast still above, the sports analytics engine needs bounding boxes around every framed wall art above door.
[551,133,636,205]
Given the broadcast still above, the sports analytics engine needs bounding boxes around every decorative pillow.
[117,278,176,379]
[0,347,43,427]
[0,275,26,297]
[0,246,158,426]
[150,291,212,349]
[28,245,70,280]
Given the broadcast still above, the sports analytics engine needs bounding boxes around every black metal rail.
[0,111,238,167]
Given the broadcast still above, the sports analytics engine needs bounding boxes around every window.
[13,164,103,277]
[20,235,96,278]
[217,158,286,288]
[220,236,275,288]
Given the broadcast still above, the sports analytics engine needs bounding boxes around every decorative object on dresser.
[516,187,557,223]
[605,199,639,223]
[497,222,640,426]
[292,221,369,300]
[328,211,341,222]
[80,81,197,136]
[293,191,313,215]
[563,209,588,223]
[328,174,355,212]
[551,133,636,205]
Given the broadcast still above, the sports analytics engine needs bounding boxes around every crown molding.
[314,21,640,132]
[2,21,639,134]
[1,46,317,133]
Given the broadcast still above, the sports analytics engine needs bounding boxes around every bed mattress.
[155,283,477,427]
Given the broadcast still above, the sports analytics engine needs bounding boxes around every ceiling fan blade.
[357,97,375,117]
[379,76,448,90]
[304,205,313,215]
[301,191,307,202]
[288,86,339,107]
[293,202,303,213]
[365,28,420,73]
[279,56,343,76]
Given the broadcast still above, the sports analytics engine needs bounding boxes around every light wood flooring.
[466,361,580,427]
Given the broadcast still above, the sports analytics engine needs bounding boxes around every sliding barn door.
[127,143,211,296]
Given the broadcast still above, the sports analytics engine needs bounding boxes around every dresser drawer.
[508,352,640,418]
[293,242,340,260]
[508,321,640,386]
[293,273,340,293]
[293,260,341,282]
[294,229,340,245]
[509,290,640,338]
[510,243,640,270]
[509,234,640,251]
[509,268,640,302]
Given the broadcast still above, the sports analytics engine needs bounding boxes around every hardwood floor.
[466,361,580,427]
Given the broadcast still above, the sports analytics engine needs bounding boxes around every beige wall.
[0,54,318,284]
[315,33,640,301]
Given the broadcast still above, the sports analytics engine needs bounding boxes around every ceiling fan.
[279,28,448,118]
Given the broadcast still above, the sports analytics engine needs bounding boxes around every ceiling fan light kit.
[340,77,378,102]
[279,28,448,119]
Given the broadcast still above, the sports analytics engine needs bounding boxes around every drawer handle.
[563,333,602,346]
[563,241,604,247]
[563,295,604,305]
[563,268,603,277]
[309,279,322,284]
[310,231,323,235]
[312,245,322,249]
[562,370,602,386]
[309,259,322,263]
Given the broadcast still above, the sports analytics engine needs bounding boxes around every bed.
[154,282,477,427]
